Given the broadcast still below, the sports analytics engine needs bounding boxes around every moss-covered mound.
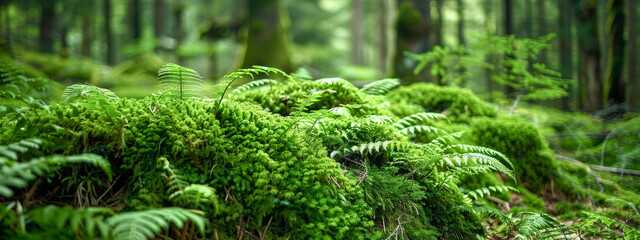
[386,83,497,122]
[232,78,390,117]
[468,115,555,191]
[0,96,484,239]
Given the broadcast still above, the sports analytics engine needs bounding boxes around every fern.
[441,153,515,182]
[0,139,112,198]
[62,83,119,102]
[214,65,292,113]
[157,63,204,100]
[291,67,313,81]
[231,79,274,95]
[360,78,400,95]
[393,112,449,129]
[397,125,449,136]
[463,185,518,201]
[160,157,218,213]
[513,211,569,239]
[106,207,206,240]
[444,144,514,170]
[28,206,206,240]
[315,77,352,86]
[28,205,115,239]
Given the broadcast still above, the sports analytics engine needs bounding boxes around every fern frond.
[445,144,513,170]
[158,63,204,100]
[363,115,394,125]
[0,150,112,198]
[442,153,515,182]
[290,89,336,117]
[28,205,115,239]
[398,125,449,136]
[427,132,464,145]
[315,77,352,86]
[464,185,518,201]
[62,84,119,102]
[106,207,206,240]
[291,67,313,81]
[231,79,274,95]
[0,138,42,161]
[360,78,400,95]
[514,211,568,239]
[342,140,415,156]
[393,112,449,129]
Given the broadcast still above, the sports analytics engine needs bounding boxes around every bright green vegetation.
[1,61,639,239]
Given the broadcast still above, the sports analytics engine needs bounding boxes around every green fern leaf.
[360,78,400,95]
[106,207,206,240]
[393,112,449,129]
[158,63,204,100]
[231,79,274,94]
[63,84,119,102]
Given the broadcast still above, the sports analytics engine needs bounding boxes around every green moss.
[232,79,391,117]
[468,115,554,191]
[386,83,497,123]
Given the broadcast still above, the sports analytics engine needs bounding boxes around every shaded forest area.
[1,0,640,239]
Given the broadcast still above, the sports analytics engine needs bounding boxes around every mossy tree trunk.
[603,0,626,113]
[392,0,430,85]
[241,0,293,73]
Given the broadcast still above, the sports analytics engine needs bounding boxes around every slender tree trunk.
[559,0,574,108]
[352,0,363,65]
[104,0,115,65]
[174,4,185,64]
[392,0,430,84]
[574,0,603,111]
[81,17,92,57]
[503,0,513,35]
[604,0,626,111]
[154,0,166,38]
[39,0,56,53]
[536,0,548,63]
[628,0,638,109]
[525,0,533,37]
[132,0,142,40]
[457,0,464,45]
[2,3,14,57]
[484,0,495,100]
[379,0,391,74]
[434,0,443,47]
[241,0,293,72]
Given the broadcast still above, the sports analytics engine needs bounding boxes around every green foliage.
[469,116,554,191]
[233,76,389,117]
[359,78,400,96]
[26,205,206,240]
[469,206,570,239]
[157,63,204,100]
[478,34,569,100]
[386,83,497,122]
[0,138,112,198]
[407,45,471,86]
[214,65,292,113]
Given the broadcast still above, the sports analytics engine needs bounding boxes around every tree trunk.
[628,0,638,110]
[484,0,495,100]
[241,0,293,72]
[81,17,92,57]
[391,0,430,84]
[39,0,56,53]
[378,0,390,74]
[574,0,602,111]
[536,0,548,63]
[558,0,574,108]
[457,0,464,45]
[104,0,114,65]
[503,0,513,35]
[131,0,142,40]
[434,0,443,47]
[603,0,626,112]
[154,0,166,38]
[525,0,533,37]
[174,4,185,64]
[352,0,363,65]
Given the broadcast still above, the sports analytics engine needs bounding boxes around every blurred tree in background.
[0,0,637,113]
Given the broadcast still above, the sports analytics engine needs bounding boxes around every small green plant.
[157,63,204,100]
